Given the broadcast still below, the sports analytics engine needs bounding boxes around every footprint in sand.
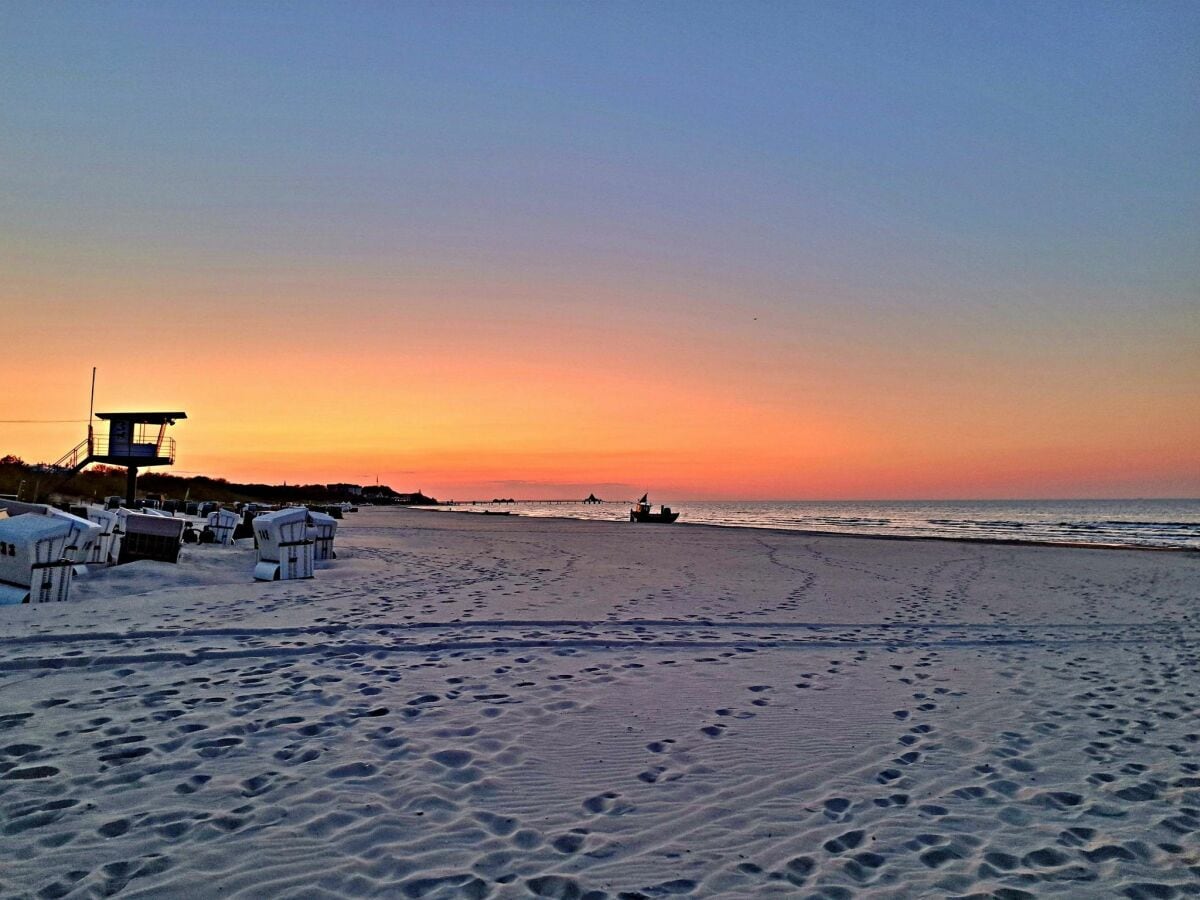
[637,766,670,784]
[474,811,519,836]
[582,791,634,816]
[550,830,588,854]
[781,856,814,886]
[822,829,865,853]
[2,764,60,780]
[430,749,473,768]
[822,796,852,822]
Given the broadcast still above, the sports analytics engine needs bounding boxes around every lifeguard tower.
[52,411,187,505]
[94,411,186,504]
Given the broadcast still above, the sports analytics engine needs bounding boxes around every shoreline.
[420,504,1199,554]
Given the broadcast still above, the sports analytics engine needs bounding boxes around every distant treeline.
[0,455,400,505]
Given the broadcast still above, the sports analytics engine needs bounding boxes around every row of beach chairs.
[0,503,338,604]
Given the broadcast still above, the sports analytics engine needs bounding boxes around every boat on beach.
[630,494,679,523]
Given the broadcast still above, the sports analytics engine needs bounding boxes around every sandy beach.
[1,508,1198,898]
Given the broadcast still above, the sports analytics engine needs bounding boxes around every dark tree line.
[0,455,372,505]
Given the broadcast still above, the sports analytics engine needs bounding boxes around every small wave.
[436,500,1200,549]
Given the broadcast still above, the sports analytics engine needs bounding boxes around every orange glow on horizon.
[2,273,1197,501]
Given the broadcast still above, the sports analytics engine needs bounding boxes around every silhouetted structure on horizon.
[51,411,187,505]
[361,485,438,505]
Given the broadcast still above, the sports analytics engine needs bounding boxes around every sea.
[438,499,1200,550]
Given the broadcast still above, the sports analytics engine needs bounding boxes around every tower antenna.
[88,366,96,453]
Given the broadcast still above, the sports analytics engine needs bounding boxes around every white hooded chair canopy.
[253,507,314,581]
[206,509,239,546]
[307,510,338,562]
[0,513,75,604]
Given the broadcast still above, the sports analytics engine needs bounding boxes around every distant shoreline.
[409,504,1199,554]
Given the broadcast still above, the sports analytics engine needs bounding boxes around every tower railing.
[89,436,176,463]
[50,435,178,469]
[50,438,90,471]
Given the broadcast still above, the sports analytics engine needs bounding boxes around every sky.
[2,1,1197,500]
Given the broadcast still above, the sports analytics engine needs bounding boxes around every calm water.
[438,499,1200,549]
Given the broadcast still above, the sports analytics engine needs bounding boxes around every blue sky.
[5,1,1196,295]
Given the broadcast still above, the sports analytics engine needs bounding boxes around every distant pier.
[446,498,627,506]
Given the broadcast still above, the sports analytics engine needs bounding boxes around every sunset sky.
[2,2,1197,500]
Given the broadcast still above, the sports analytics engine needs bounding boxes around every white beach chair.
[84,507,120,565]
[46,508,103,574]
[206,509,239,546]
[253,507,315,581]
[117,513,185,564]
[0,514,75,605]
[308,510,338,563]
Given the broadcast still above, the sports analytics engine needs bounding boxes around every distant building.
[394,491,438,505]
[361,485,438,505]
[361,485,396,500]
[327,483,363,497]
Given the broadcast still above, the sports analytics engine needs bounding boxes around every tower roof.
[95,411,187,424]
